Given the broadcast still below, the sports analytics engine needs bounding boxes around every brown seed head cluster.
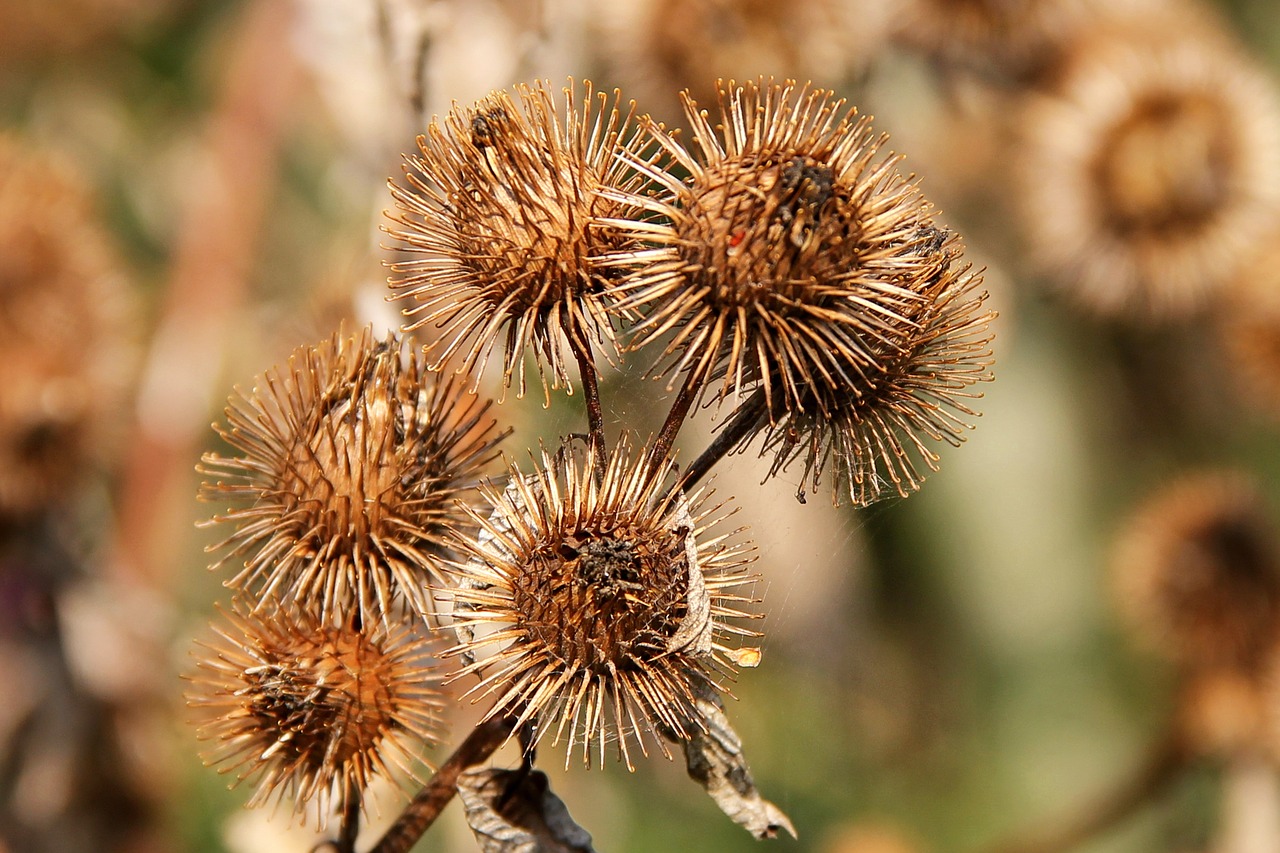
[187,604,444,819]
[448,437,759,768]
[0,135,137,519]
[1018,21,1280,319]
[386,80,656,400]
[1112,470,1280,672]
[201,327,505,623]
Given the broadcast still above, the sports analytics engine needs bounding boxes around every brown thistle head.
[611,79,967,417]
[386,79,659,401]
[1017,18,1280,320]
[200,327,506,623]
[1112,470,1280,672]
[186,603,445,821]
[447,436,761,768]
[0,134,138,519]
[748,226,994,505]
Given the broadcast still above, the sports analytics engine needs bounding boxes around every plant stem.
[368,715,518,853]
[677,389,768,493]
[980,729,1189,853]
[568,336,606,483]
[649,368,707,477]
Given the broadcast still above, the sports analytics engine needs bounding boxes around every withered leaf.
[669,683,796,840]
[458,766,597,853]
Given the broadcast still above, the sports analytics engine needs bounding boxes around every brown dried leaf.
[458,766,597,853]
[671,683,796,840]
[665,491,712,657]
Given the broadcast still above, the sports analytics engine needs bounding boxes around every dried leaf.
[670,683,796,840]
[664,491,713,657]
[458,767,597,853]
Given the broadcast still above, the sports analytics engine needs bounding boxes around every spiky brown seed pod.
[1112,470,1280,672]
[447,437,761,768]
[186,603,445,821]
[0,135,137,519]
[200,327,505,623]
[1017,20,1280,320]
[386,79,657,401]
[613,81,962,409]
[747,227,993,505]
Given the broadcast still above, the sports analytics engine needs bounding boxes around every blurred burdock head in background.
[0,135,138,520]
[748,226,994,505]
[0,0,165,63]
[893,0,1108,80]
[186,603,445,822]
[1112,469,1280,672]
[200,327,506,624]
[386,79,659,402]
[595,0,894,128]
[1017,13,1280,321]
[447,436,761,769]
[613,80,959,410]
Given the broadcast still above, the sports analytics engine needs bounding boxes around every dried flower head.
[0,135,138,518]
[1176,668,1269,759]
[1112,470,1280,671]
[447,437,760,768]
[386,79,656,400]
[1018,21,1280,320]
[894,0,1104,79]
[201,327,505,623]
[613,80,971,414]
[596,0,893,127]
[186,604,445,821]
[747,229,994,505]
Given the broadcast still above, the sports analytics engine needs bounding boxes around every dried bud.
[186,604,445,821]
[447,436,761,768]
[0,134,138,518]
[200,327,505,623]
[1112,470,1280,671]
[386,79,656,400]
[1018,19,1280,320]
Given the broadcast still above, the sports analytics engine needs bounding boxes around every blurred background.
[5,0,1280,851]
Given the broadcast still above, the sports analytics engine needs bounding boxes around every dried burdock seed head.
[186,603,445,822]
[1176,668,1269,759]
[386,79,658,401]
[200,327,505,623]
[447,435,761,769]
[596,0,894,128]
[1112,470,1280,672]
[1018,20,1280,320]
[612,79,968,418]
[747,230,994,505]
[0,134,138,519]
[893,0,1148,81]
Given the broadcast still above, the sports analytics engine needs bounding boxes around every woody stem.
[649,367,707,477]
[569,336,606,483]
[367,715,518,853]
[678,389,768,493]
[335,778,360,853]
